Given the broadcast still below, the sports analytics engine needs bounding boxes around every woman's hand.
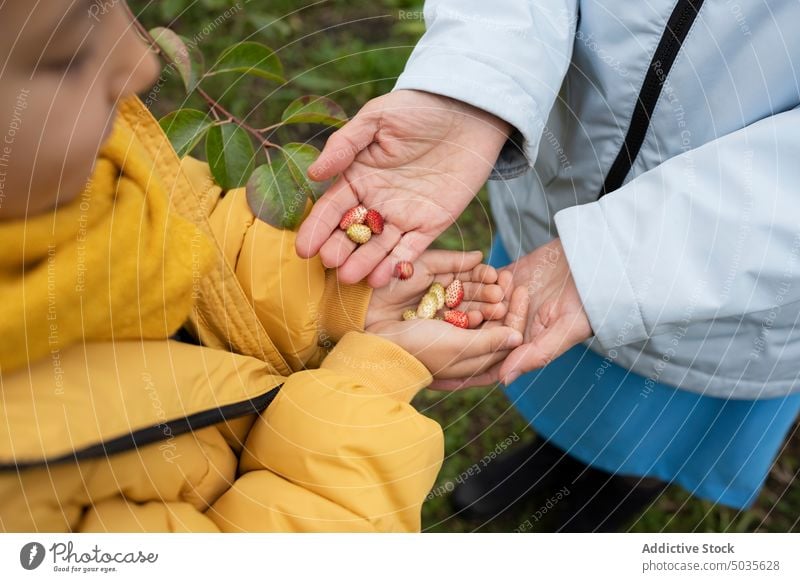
[499,238,592,384]
[364,249,527,380]
[296,90,511,287]
[429,239,591,389]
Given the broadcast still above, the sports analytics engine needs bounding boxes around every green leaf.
[281,95,347,128]
[283,143,330,201]
[207,42,285,83]
[246,152,311,230]
[158,0,183,20]
[159,109,213,158]
[149,27,204,92]
[205,123,256,190]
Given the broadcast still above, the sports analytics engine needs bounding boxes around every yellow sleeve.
[207,333,442,532]
[180,157,371,371]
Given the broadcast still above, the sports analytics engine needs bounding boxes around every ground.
[128,0,799,532]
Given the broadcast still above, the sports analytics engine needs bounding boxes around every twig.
[123,2,279,152]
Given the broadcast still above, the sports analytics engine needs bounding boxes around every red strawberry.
[444,310,469,328]
[339,205,367,230]
[365,209,384,234]
[394,261,414,280]
[445,279,464,308]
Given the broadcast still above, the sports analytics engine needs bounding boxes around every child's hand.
[427,286,530,389]
[364,250,527,379]
[365,250,508,328]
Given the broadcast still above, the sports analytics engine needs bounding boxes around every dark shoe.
[555,472,666,532]
[450,437,587,522]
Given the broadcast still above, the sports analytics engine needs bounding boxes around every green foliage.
[207,41,285,83]
[283,142,331,201]
[205,123,255,189]
[281,96,347,128]
[246,151,310,230]
[159,109,213,158]
[149,27,204,92]
[141,8,355,225]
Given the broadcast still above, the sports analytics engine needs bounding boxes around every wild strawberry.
[445,279,464,308]
[416,293,438,319]
[402,309,417,321]
[443,310,469,329]
[394,261,414,280]
[339,205,367,230]
[346,223,372,244]
[429,282,445,310]
[365,209,384,234]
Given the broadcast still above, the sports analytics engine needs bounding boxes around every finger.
[419,249,484,277]
[296,177,359,259]
[504,286,531,335]
[460,300,506,322]
[319,229,358,269]
[367,230,437,288]
[456,325,524,360]
[498,317,583,383]
[307,112,379,181]
[461,282,504,305]
[497,269,514,299]
[437,352,507,381]
[466,310,485,328]
[458,263,497,284]
[336,223,404,285]
[456,282,507,321]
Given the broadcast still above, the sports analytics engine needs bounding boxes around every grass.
[128,0,800,533]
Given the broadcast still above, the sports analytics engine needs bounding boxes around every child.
[0,1,525,532]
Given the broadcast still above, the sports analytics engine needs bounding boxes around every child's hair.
[0,1,160,221]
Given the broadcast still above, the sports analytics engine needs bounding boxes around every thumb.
[428,362,502,391]
[308,109,379,181]
[459,325,524,359]
[422,249,484,276]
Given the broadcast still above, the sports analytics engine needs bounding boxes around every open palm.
[430,239,592,390]
[296,90,510,287]
[498,239,593,384]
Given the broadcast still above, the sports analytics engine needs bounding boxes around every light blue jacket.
[395,0,800,399]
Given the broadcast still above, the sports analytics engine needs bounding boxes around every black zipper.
[0,386,282,470]
[598,0,705,198]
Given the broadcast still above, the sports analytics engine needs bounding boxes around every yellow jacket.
[0,97,443,532]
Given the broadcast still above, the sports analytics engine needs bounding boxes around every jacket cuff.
[321,332,432,403]
[318,270,372,342]
[554,202,650,349]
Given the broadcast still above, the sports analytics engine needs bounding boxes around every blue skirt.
[489,238,800,509]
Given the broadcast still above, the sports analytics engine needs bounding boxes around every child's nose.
[108,46,161,103]
[107,11,162,103]
[130,49,162,96]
